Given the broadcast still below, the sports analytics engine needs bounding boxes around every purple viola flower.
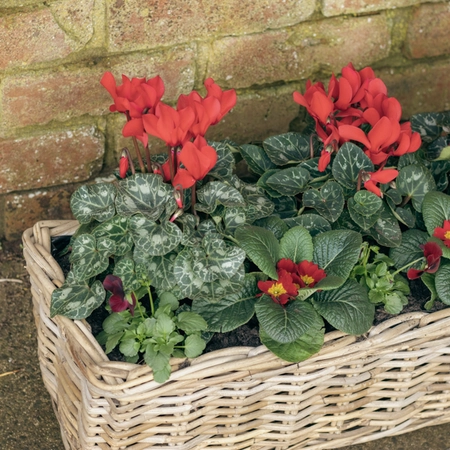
[103,275,136,315]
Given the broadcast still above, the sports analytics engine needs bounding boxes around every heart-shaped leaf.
[70,183,117,224]
[265,166,310,196]
[303,181,344,223]
[351,191,382,216]
[332,143,374,189]
[239,144,277,175]
[312,280,374,335]
[92,215,133,256]
[284,214,332,236]
[196,181,245,214]
[347,198,381,230]
[113,258,142,293]
[368,205,402,247]
[254,216,289,240]
[129,214,182,256]
[50,280,105,319]
[115,174,176,220]
[263,132,311,164]
[207,141,235,180]
[396,164,436,212]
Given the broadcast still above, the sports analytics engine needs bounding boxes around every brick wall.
[0,0,449,239]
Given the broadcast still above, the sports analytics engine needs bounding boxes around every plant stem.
[123,147,136,175]
[167,146,175,183]
[144,145,152,173]
[393,257,424,275]
[399,195,411,208]
[147,286,155,316]
[132,136,146,173]
[191,183,197,216]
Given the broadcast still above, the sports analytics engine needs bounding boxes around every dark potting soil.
[51,236,444,361]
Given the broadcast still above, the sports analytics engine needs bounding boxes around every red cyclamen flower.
[433,220,450,249]
[103,275,136,315]
[407,242,443,280]
[362,169,398,197]
[203,78,237,124]
[258,269,298,305]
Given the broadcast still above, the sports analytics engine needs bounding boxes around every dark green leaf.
[239,144,277,175]
[263,132,311,164]
[279,226,313,263]
[92,215,133,256]
[435,265,450,305]
[389,229,428,272]
[196,181,245,213]
[284,214,332,236]
[266,166,310,196]
[303,181,344,223]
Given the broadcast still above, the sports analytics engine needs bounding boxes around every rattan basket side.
[23,220,450,450]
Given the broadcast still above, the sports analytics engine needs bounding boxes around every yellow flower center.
[268,283,287,297]
[445,231,450,240]
[301,274,315,286]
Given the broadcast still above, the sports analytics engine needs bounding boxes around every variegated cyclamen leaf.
[284,214,331,236]
[70,234,116,281]
[367,205,402,248]
[265,166,310,196]
[50,280,105,319]
[196,181,245,214]
[299,157,332,181]
[129,214,182,256]
[113,258,142,293]
[271,195,297,219]
[70,183,117,224]
[347,198,381,231]
[134,252,178,291]
[263,132,311,165]
[351,191,383,217]
[192,274,259,332]
[332,143,374,189]
[174,249,245,300]
[115,173,176,220]
[223,207,247,232]
[239,144,277,175]
[256,169,284,198]
[303,181,344,223]
[92,215,133,256]
[207,141,236,180]
[396,164,436,212]
[411,112,446,143]
[253,216,288,240]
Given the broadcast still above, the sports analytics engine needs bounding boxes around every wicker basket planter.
[23,220,450,450]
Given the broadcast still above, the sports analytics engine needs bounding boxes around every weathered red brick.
[3,186,77,240]
[205,85,300,144]
[207,14,391,89]
[379,62,450,118]
[406,3,450,59]
[107,0,316,52]
[0,126,105,193]
[322,0,441,17]
[1,47,196,131]
[0,9,73,70]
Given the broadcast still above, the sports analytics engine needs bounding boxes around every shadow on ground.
[1,238,450,450]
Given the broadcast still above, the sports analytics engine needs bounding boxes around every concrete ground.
[1,238,450,450]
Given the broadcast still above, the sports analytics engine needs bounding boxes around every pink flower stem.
[310,134,314,159]
[167,146,175,183]
[144,144,152,173]
[131,135,146,173]
[122,147,135,175]
[356,170,363,192]
[191,183,198,217]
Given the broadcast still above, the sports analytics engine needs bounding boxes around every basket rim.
[23,220,450,388]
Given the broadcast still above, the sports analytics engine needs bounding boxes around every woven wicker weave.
[23,220,450,450]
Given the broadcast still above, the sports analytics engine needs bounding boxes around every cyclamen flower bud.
[119,151,129,178]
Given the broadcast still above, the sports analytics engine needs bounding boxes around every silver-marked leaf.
[208,141,235,180]
[303,181,344,223]
[312,280,374,335]
[422,190,450,235]
[265,166,310,196]
[196,181,245,214]
[235,225,279,279]
[70,234,116,281]
[134,252,177,291]
[239,144,277,175]
[368,205,402,248]
[92,216,133,256]
[411,112,446,143]
[299,157,332,181]
[386,198,416,228]
[260,321,324,363]
[257,169,284,198]
[70,183,117,224]
[129,214,182,256]
[115,173,176,220]
[351,191,382,217]
[313,230,362,279]
[50,280,105,319]
[389,229,428,272]
[113,258,142,293]
[190,234,246,282]
[271,196,297,219]
[396,164,436,212]
[263,132,310,165]
[347,198,381,231]
[279,226,313,263]
[255,296,321,343]
[223,207,247,232]
[192,274,259,332]
[332,143,374,189]
[284,214,332,236]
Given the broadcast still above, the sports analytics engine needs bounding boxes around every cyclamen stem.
[131,135,146,173]
[191,183,197,216]
[356,170,363,192]
[399,195,412,208]
[167,146,175,183]
[144,145,152,173]
[393,256,424,276]
[123,147,136,175]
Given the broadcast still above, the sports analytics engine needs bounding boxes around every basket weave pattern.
[23,220,450,450]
